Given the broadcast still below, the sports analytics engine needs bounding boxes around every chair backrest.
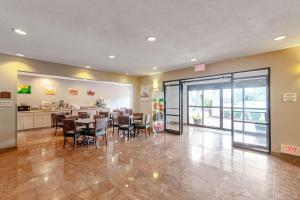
[133,113,143,121]
[93,115,105,120]
[55,114,66,123]
[125,108,133,115]
[63,119,76,133]
[78,112,90,119]
[95,118,109,132]
[67,115,79,120]
[117,115,130,126]
[97,111,109,118]
[145,114,151,128]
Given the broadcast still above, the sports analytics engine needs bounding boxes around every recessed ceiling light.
[153,66,157,70]
[108,55,115,59]
[274,35,286,41]
[16,53,24,57]
[12,28,27,35]
[147,36,156,42]
[191,58,197,62]
[85,66,91,69]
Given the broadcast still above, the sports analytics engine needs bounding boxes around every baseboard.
[271,151,300,165]
[0,146,17,153]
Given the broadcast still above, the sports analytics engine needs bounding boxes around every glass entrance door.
[164,81,182,134]
[232,69,270,151]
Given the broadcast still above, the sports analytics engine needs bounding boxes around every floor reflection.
[0,127,299,199]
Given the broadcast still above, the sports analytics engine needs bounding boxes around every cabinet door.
[42,114,52,127]
[17,117,24,131]
[34,116,43,128]
[23,116,34,129]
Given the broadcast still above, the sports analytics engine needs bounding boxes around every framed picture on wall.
[44,86,56,95]
[140,86,151,101]
[69,88,79,96]
[87,89,95,96]
[18,85,31,94]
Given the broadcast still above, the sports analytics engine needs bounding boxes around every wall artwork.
[87,89,95,96]
[44,86,56,95]
[69,88,79,96]
[140,86,151,101]
[18,85,31,94]
[0,91,11,99]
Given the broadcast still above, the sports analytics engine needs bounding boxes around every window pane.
[204,90,220,107]
[189,107,203,125]
[233,109,243,121]
[244,109,267,123]
[223,109,231,129]
[233,88,243,107]
[223,89,231,107]
[188,90,202,106]
[166,115,179,131]
[244,123,267,134]
[244,87,266,109]
[234,121,243,131]
[204,108,220,127]
[166,85,179,108]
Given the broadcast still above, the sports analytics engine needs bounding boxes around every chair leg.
[63,136,66,148]
[55,125,57,136]
[104,134,107,145]
[95,136,98,149]
[73,136,77,150]
[148,128,150,136]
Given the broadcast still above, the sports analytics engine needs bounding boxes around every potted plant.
[192,112,202,125]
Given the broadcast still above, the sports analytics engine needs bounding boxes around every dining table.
[75,118,95,129]
[75,118,95,145]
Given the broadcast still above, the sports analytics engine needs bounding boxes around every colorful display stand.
[152,92,164,133]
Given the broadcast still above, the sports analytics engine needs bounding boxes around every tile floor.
[0,126,299,200]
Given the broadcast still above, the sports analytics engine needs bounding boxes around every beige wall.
[0,53,140,149]
[139,46,300,153]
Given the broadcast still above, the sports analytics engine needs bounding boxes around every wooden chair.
[97,111,109,118]
[78,112,90,119]
[54,114,66,136]
[134,114,151,137]
[62,119,83,150]
[112,112,119,133]
[132,113,143,125]
[85,118,109,148]
[117,115,133,139]
[93,115,105,120]
[125,108,133,115]
[97,111,112,127]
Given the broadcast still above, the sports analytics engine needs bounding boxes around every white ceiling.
[1,0,300,76]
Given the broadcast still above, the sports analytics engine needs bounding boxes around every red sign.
[195,64,205,72]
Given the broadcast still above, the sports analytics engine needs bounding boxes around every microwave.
[18,106,31,112]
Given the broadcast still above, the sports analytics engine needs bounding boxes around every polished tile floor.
[0,126,300,200]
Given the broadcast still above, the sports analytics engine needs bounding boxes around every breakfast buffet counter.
[17,108,109,131]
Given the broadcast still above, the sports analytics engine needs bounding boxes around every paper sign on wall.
[69,88,79,96]
[18,85,31,94]
[0,101,14,107]
[87,89,95,96]
[45,86,56,95]
[283,93,297,102]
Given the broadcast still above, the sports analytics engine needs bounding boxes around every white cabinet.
[17,116,24,131]
[17,112,34,130]
[21,113,34,130]
[34,112,43,128]
[42,112,52,127]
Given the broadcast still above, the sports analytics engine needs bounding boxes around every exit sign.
[195,64,205,72]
